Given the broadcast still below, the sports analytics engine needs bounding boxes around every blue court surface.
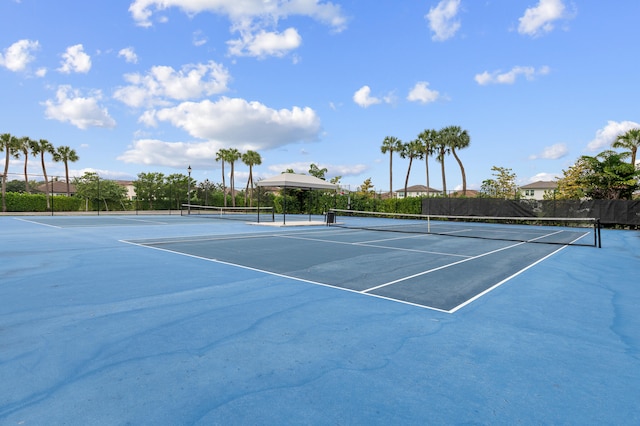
[1,214,638,425]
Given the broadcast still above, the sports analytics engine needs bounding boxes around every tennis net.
[327,209,601,247]
[181,204,275,222]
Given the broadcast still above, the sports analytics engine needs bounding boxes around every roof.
[394,185,441,193]
[36,181,76,193]
[519,181,557,190]
[256,173,338,190]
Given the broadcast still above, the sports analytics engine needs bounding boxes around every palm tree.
[380,136,402,197]
[242,150,262,205]
[52,145,79,196]
[441,125,471,195]
[32,139,55,209]
[17,136,35,193]
[399,139,424,198]
[613,128,640,167]
[1,133,20,212]
[215,148,229,206]
[417,129,437,196]
[225,148,241,207]
[434,129,450,195]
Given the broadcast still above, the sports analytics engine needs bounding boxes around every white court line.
[120,238,453,313]
[277,234,471,258]
[14,217,62,228]
[361,241,528,293]
[448,244,568,313]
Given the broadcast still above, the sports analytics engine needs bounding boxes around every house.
[115,180,136,200]
[395,185,441,198]
[449,189,480,198]
[519,181,557,200]
[36,181,77,196]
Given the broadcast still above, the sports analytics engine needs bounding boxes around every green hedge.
[3,192,83,212]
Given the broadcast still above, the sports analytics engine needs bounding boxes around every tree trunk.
[451,148,466,196]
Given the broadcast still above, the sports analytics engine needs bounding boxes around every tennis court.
[124,226,573,312]
[1,214,638,424]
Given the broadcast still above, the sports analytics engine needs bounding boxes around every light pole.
[187,165,192,214]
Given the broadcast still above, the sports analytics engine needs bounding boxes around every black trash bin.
[326,211,335,225]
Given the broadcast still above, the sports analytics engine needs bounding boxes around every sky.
[2,0,639,193]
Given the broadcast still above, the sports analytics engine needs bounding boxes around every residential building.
[395,185,441,198]
[519,181,557,200]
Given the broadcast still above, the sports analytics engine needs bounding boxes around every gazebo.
[256,173,338,225]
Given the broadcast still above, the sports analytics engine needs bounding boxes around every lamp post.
[187,165,192,214]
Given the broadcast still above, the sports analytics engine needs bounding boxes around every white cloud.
[586,120,640,152]
[113,61,231,108]
[227,28,302,58]
[58,44,91,74]
[407,81,441,104]
[475,65,550,85]
[529,143,568,160]
[266,162,367,178]
[118,47,138,63]
[518,0,568,37]
[353,86,381,108]
[527,172,559,183]
[0,39,40,72]
[148,97,321,149]
[118,139,221,168]
[128,0,346,58]
[43,85,116,129]
[426,0,462,42]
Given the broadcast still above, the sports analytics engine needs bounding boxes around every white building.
[519,181,557,200]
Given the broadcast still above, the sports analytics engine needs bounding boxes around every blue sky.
[2,0,639,193]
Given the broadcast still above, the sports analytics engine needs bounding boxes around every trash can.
[326,211,335,225]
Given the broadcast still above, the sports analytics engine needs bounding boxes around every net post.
[596,219,601,248]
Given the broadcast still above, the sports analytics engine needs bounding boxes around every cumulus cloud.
[118,47,138,63]
[58,44,91,74]
[113,61,231,108]
[146,97,321,149]
[586,120,640,152]
[474,65,550,85]
[353,86,381,108]
[43,85,116,129]
[118,139,222,168]
[128,0,346,58]
[407,82,441,104]
[528,143,568,160]
[0,39,40,72]
[518,0,569,37]
[266,162,367,178]
[426,0,462,42]
[227,27,302,58]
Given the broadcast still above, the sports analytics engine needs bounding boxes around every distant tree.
[134,172,165,209]
[242,150,262,205]
[32,139,55,209]
[308,163,328,180]
[357,177,375,197]
[579,150,639,199]
[1,133,20,212]
[380,136,402,196]
[53,145,79,196]
[16,136,36,193]
[417,129,438,196]
[225,148,241,207]
[329,175,341,185]
[441,125,471,195]
[215,148,229,206]
[74,172,127,211]
[165,173,191,209]
[434,129,450,195]
[551,158,590,200]
[480,166,518,199]
[198,179,214,206]
[612,128,640,167]
[399,139,424,198]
